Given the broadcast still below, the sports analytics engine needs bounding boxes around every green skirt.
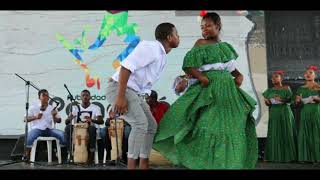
[153,70,258,169]
[298,104,320,162]
[264,104,297,162]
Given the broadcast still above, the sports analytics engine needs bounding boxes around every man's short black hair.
[150,90,158,101]
[155,22,175,41]
[81,89,90,95]
[38,89,48,98]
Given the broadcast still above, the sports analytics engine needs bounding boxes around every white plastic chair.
[30,136,62,164]
[29,123,63,164]
[103,149,107,164]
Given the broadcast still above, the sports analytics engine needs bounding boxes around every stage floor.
[1,160,320,170]
[1,149,320,170]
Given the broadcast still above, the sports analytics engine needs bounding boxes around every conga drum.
[73,123,89,163]
[108,118,124,160]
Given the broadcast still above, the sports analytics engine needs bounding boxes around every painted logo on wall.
[56,11,140,90]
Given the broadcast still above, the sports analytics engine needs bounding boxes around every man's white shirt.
[112,40,166,95]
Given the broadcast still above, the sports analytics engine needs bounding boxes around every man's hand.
[36,113,43,120]
[51,110,58,117]
[114,96,128,114]
[108,109,116,119]
[115,66,131,115]
[65,113,74,125]
[84,116,92,124]
[25,115,39,122]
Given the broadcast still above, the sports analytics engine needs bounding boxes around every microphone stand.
[63,84,80,163]
[15,73,59,162]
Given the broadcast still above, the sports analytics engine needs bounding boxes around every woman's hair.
[202,12,222,31]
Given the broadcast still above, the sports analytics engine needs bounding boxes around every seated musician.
[146,90,169,125]
[24,89,65,161]
[64,89,104,164]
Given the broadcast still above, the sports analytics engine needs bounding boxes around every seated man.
[65,89,104,164]
[24,89,65,161]
[100,104,131,162]
[146,90,169,125]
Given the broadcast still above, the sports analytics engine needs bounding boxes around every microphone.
[64,84,74,101]
[64,83,80,123]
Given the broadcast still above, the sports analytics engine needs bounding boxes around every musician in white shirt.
[24,89,65,161]
[65,89,104,163]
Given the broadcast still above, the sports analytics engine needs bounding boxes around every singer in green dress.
[262,70,297,162]
[295,66,320,163]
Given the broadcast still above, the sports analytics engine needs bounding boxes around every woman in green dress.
[295,66,320,163]
[153,12,258,169]
[262,70,297,162]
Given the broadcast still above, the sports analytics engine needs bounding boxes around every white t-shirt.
[112,40,167,95]
[71,103,102,124]
[27,102,61,131]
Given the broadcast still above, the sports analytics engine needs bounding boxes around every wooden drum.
[73,123,89,163]
[108,119,124,160]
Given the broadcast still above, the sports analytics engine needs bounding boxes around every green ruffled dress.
[153,42,258,169]
[296,86,320,162]
[262,87,297,162]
